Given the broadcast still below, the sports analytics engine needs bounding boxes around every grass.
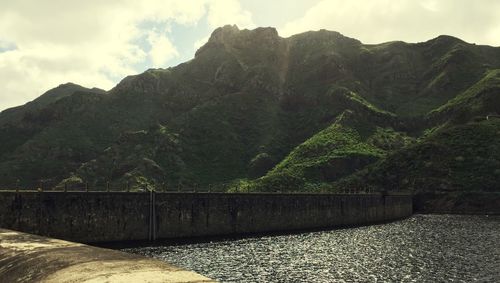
[334,119,500,193]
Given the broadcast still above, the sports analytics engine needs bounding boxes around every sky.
[1,0,500,111]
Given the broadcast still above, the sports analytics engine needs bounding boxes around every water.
[123,215,500,282]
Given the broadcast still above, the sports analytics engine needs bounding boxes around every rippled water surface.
[123,215,500,282]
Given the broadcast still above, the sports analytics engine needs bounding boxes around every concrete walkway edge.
[0,229,216,283]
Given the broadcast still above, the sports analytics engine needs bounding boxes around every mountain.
[334,118,500,192]
[0,84,106,170]
[0,25,499,196]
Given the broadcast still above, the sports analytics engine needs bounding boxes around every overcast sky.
[1,0,500,111]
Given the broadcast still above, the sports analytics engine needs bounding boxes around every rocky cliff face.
[0,25,499,193]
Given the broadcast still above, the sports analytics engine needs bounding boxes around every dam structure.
[0,228,215,283]
[0,191,413,243]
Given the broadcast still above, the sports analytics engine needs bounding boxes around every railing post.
[106,182,110,192]
[149,188,152,241]
[127,181,130,192]
[153,188,156,241]
[85,182,89,192]
[148,187,156,241]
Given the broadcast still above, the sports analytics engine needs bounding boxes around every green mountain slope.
[0,25,499,192]
[427,69,500,125]
[0,83,105,126]
[238,88,414,192]
[0,84,106,160]
[334,119,500,193]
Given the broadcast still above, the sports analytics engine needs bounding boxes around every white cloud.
[206,0,254,29]
[279,0,500,46]
[148,31,179,67]
[0,39,16,51]
[0,0,254,111]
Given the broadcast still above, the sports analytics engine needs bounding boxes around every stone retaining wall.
[0,192,413,243]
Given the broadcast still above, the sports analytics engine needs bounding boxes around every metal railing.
[0,183,403,195]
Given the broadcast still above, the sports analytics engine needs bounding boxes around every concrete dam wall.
[0,192,412,243]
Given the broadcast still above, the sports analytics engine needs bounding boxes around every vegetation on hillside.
[0,26,499,194]
[333,120,500,193]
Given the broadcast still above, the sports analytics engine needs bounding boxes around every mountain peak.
[424,34,466,47]
[206,25,240,44]
[196,26,282,58]
[57,82,81,88]
[288,29,361,45]
[207,25,280,44]
[211,24,240,35]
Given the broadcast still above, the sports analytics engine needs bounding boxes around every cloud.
[279,0,500,46]
[147,31,180,67]
[0,39,16,52]
[0,0,254,111]
[206,0,254,28]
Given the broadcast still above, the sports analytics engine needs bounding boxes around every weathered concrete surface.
[0,229,214,283]
[0,192,413,243]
